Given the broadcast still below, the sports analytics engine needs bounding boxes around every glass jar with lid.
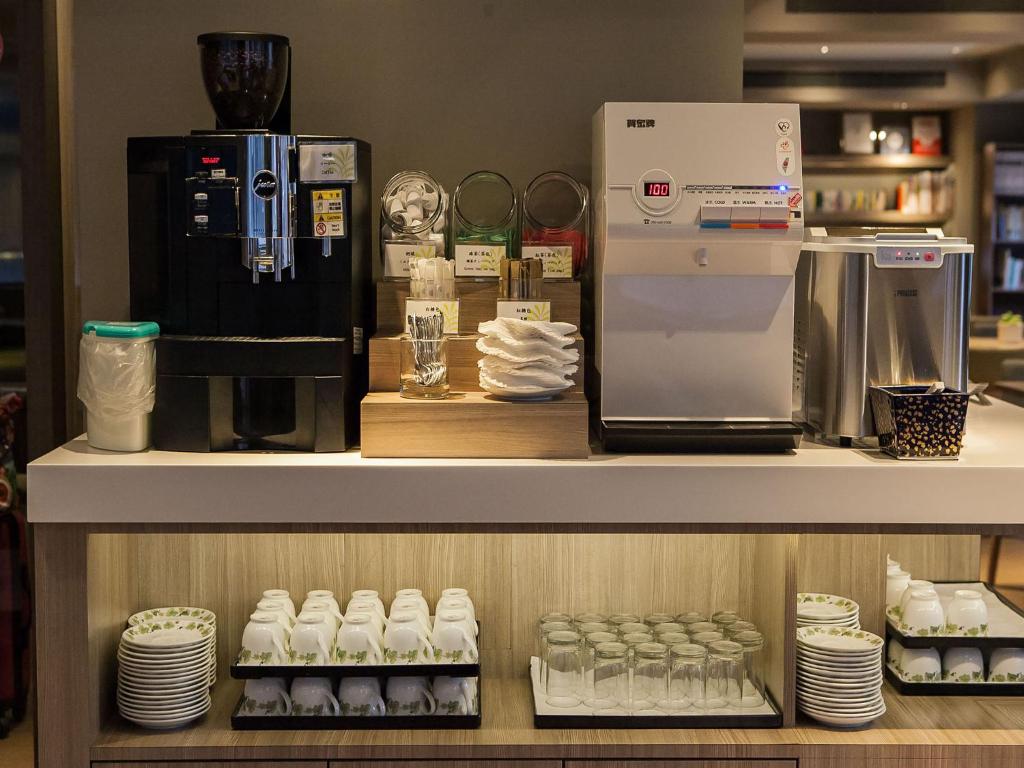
[733,629,766,707]
[521,170,589,279]
[451,170,517,278]
[380,170,448,279]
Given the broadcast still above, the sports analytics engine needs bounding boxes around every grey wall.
[70,0,744,321]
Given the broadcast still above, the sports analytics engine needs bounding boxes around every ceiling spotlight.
[952,46,962,55]
[820,45,830,54]
[869,130,878,142]
[878,130,888,141]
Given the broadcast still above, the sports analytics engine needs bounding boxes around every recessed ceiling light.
[900,102,909,110]
[820,45,830,55]
[952,46,962,55]
[869,130,878,142]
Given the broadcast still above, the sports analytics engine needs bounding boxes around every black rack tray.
[230,689,482,730]
[231,661,480,679]
[529,662,781,729]
[884,663,1024,697]
[885,581,1024,650]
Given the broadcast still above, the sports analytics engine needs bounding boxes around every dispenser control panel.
[875,246,944,269]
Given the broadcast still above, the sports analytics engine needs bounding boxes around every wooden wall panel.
[798,534,980,635]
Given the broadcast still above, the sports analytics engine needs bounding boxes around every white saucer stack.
[797,593,860,629]
[796,626,885,728]
[476,318,578,400]
[117,608,217,729]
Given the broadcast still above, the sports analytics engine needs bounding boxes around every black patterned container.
[868,386,968,460]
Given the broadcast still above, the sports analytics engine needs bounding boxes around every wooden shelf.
[90,673,1024,762]
[803,154,951,173]
[805,211,950,227]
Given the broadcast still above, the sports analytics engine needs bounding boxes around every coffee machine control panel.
[186,145,240,237]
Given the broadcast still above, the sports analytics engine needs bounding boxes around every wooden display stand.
[362,277,589,458]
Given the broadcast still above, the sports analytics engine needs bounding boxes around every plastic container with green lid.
[78,320,160,452]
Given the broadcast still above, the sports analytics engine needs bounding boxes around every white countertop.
[27,398,1024,527]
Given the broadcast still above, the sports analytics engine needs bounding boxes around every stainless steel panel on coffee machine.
[794,228,973,440]
[239,133,295,280]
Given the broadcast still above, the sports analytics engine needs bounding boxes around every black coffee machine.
[127,33,371,451]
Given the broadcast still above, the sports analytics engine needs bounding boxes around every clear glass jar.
[669,643,707,710]
[733,630,766,707]
[400,334,448,399]
[706,640,744,709]
[380,170,448,279]
[452,170,517,278]
[630,641,669,711]
[593,641,628,711]
[521,171,589,279]
[544,630,582,708]
[644,613,676,628]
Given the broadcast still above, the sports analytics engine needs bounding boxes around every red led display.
[644,181,671,197]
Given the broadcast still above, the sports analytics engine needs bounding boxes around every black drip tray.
[601,420,802,453]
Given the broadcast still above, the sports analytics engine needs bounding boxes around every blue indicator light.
[779,185,788,192]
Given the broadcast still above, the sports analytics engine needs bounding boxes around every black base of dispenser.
[600,420,802,453]
[152,335,354,452]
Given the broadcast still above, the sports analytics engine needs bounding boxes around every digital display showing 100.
[644,181,671,197]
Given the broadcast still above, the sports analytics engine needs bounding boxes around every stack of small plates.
[796,625,885,728]
[797,593,860,629]
[118,608,216,729]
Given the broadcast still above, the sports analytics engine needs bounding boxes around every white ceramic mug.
[386,675,437,715]
[240,677,291,715]
[885,569,911,609]
[389,608,432,638]
[989,648,1024,682]
[350,589,387,620]
[899,647,941,682]
[338,676,386,716]
[946,589,988,635]
[347,600,386,634]
[256,599,295,631]
[899,580,934,612]
[431,610,479,663]
[887,638,904,673]
[943,646,984,683]
[390,597,431,624]
[901,590,945,636]
[432,675,476,715]
[261,589,296,619]
[383,613,433,663]
[289,612,334,665]
[440,587,475,616]
[306,590,342,616]
[240,613,288,665]
[336,613,383,664]
[392,588,431,618]
[291,677,341,716]
[301,600,341,636]
[436,596,477,628]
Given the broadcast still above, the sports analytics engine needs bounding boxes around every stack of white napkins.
[476,318,578,400]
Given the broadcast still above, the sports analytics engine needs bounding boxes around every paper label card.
[496,300,552,322]
[455,244,504,277]
[311,188,346,237]
[405,299,460,335]
[522,244,573,279]
[384,241,436,278]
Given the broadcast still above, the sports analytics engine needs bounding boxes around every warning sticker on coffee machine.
[311,189,346,237]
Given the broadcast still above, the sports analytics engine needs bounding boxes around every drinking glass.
[593,641,628,710]
[676,611,707,627]
[657,631,690,647]
[400,335,448,399]
[706,640,744,709]
[691,630,725,649]
[608,613,641,630]
[537,620,573,686]
[688,621,718,635]
[577,622,611,636]
[574,612,607,626]
[669,643,707,710]
[630,642,669,711]
[733,630,766,707]
[644,613,675,628]
[714,614,739,635]
[725,620,757,639]
[617,622,649,637]
[712,610,739,625]
[544,630,582,708]
[582,631,618,706]
[653,622,686,640]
